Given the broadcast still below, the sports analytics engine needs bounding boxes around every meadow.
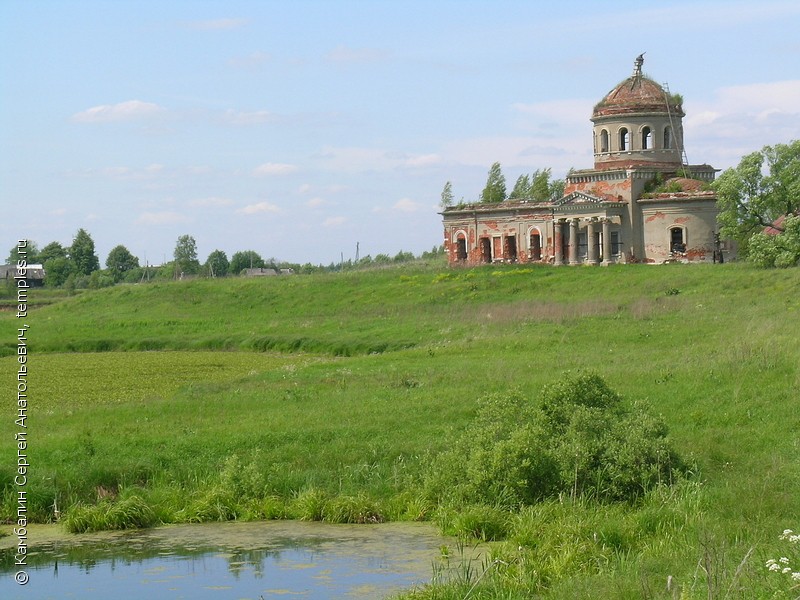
[1,262,799,598]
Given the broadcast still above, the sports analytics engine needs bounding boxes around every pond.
[0,521,481,599]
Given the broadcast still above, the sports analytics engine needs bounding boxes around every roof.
[593,74,683,119]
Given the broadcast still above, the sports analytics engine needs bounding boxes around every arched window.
[642,126,652,149]
[600,130,609,153]
[670,227,685,254]
[619,127,630,151]
[664,126,672,150]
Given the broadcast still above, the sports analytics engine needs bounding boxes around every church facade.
[441,56,733,266]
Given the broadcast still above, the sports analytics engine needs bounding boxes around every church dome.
[592,55,683,120]
[589,55,686,171]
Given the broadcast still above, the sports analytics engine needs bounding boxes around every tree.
[440,181,454,208]
[205,249,229,277]
[747,214,800,268]
[509,168,565,202]
[43,256,74,287]
[509,174,531,200]
[70,229,100,276]
[530,168,552,202]
[480,162,506,203]
[38,241,67,264]
[106,245,140,282]
[715,141,800,255]
[229,250,264,274]
[173,235,200,275]
[7,240,39,264]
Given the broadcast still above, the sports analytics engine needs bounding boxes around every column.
[601,218,612,266]
[568,218,579,265]
[587,218,598,265]
[553,219,564,266]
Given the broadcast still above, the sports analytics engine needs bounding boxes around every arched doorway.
[529,229,542,261]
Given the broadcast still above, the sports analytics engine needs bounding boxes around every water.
[0,521,466,599]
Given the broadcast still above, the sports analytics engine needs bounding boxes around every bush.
[425,373,684,508]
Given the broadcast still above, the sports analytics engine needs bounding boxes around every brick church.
[441,55,734,266]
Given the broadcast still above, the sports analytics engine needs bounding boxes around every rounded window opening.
[669,227,686,254]
[664,126,673,150]
[600,129,609,153]
[619,127,630,151]
[642,126,652,150]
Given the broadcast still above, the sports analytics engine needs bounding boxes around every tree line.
[6,231,446,289]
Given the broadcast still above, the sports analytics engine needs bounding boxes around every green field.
[2,262,799,598]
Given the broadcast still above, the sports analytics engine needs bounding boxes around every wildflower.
[780,557,790,564]
[782,567,792,574]
[792,572,800,581]
[769,562,781,572]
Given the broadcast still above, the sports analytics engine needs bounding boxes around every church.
[441,56,734,266]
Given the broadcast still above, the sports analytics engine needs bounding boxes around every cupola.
[590,55,685,170]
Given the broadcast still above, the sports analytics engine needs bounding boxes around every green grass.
[1,262,800,597]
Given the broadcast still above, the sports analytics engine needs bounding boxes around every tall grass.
[1,262,799,597]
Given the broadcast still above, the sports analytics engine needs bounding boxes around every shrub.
[425,373,684,509]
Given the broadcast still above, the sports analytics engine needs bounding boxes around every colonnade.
[553,217,614,266]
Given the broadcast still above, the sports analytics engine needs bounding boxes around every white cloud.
[404,153,442,168]
[684,80,800,167]
[326,44,390,64]
[187,197,234,208]
[323,216,347,227]
[314,147,446,174]
[185,18,248,31]
[305,197,328,208]
[441,135,589,174]
[236,201,281,215]
[136,211,189,225]
[72,100,165,123]
[393,198,422,212]
[252,162,299,176]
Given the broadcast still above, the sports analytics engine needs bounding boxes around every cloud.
[684,80,800,167]
[185,18,248,31]
[186,197,234,208]
[236,201,281,215]
[404,154,442,168]
[136,211,189,225]
[222,109,276,125]
[393,198,423,213]
[322,216,347,227]
[252,162,299,176]
[441,135,589,173]
[326,44,390,64]
[72,100,165,123]
[313,147,447,175]
[305,197,329,208]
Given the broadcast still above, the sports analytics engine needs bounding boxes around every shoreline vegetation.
[2,261,799,598]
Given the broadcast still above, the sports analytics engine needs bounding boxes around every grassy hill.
[2,262,799,598]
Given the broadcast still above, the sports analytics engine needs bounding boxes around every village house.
[441,56,735,266]
[0,264,46,287]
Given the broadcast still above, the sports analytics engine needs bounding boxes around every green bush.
[426,373,684,508]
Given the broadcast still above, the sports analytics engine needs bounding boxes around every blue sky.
[2,0,799,266]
